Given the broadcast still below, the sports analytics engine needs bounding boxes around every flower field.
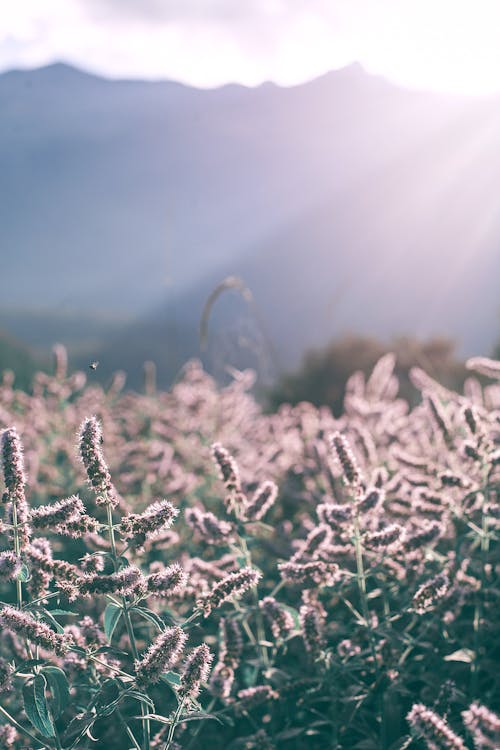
[0,350,499,749]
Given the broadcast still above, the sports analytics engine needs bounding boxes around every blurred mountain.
[1,62,499,386]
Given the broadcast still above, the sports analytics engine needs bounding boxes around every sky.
[2,1,500,95]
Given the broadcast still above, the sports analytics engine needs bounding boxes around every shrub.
[0,350,498,748]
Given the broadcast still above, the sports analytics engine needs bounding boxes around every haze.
[3,1,500,95]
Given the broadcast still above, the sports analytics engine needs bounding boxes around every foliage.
[269,335,469,415]
[0,330,47,392]
[0,348,498,749]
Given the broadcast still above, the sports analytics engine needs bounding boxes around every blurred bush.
[268,334,468,415]
[0,330,47,391]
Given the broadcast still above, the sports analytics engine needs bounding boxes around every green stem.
[0,704,52,748]
[85,652,134,679]
[24,591,60,609]
[181,609,202,629]
[106,503,118,561]
[184,698,216,750]
[352,514,378,673]
[117,708,142,750]
[53,728,63,750]
[164,700,185,750]
[238,537,269,669]
[105,502,150,750]
[471,498,489,697]
[268,578,285,599]
[11,500,23,609]
[11,499,35,661]
[352,517,369,624]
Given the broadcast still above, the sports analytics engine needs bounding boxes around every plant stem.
[352,516,369,627]
[11,499,35,661]
[184,698,216,750]
[181,609,202,629]
[164,699,185,750]
[471,496,489,697]
[352,515,378,669]
[239,536,269,669]
[85,653,133,679]
[24,591,60,608]
[0,704,52,748]
[105,502,150,750]
[53,728,63,750]
[11,499,23,609]
[117,708,142,750]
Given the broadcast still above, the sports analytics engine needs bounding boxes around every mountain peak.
[1,61,105,85]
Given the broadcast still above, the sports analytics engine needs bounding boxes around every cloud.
[2,1,500,94]
[83,0,322,24]
[0,0,349,87]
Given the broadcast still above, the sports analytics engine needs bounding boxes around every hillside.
[1,62,499,385]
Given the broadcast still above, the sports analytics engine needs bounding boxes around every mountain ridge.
[1,61,499,385]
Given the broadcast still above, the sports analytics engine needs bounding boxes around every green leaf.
[61,712,95,744]
[139,711,222,726]
[94,678,122,719]
[13,658,46,674]
[444,648,475,663]
[95,645,130,657]
[23,674,56,738]
[39,610,65,634]
[159,671,181,687]
[180,711,223,725]
[124,689,155,710]
[132,606,166,632]
[277,727,305,740]
[138,713,172,725]
[17,564,30,582]
[95,678,121,708]
[42,666,70,718]
[279,604,301,629]
[104,602,122,641]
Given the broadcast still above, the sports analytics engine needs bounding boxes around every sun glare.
[3,1,500,95]
[354,0,500,96]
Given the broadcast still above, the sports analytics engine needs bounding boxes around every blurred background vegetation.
[3,323,497,415]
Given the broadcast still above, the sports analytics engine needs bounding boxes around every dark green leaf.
[23,674,55,738]
[42,666,70,718]
[17,564,30,582]
[104,602,122,641]
[95,645,130,657]
[159,671,181,687]
[13,659,46,674]
[132,606,165,632]
[95,678,121,708]
[39,610,65,634]
[61,713,94,744]
[140,710,222,726]
[277,727,305,740]
[124,689,155,710]
[138,714,172,725]
[70,645,87,655]
[279,604,301,628]
[180,711,223,725]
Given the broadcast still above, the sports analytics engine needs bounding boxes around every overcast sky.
[2,1,500,95]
